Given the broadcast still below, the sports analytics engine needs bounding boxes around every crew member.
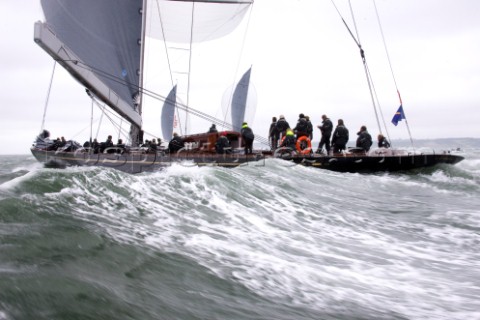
[168,132,184,153]
[331,119,349,154]
[377,134,391,148]
[356,125,373,152]
[316,114,333,154]
[280,129,297,151]
[275,115,290,140]
[241,122,255,154]
[269,116,279,151]
[293,113,308,138]
[215,132,231,154]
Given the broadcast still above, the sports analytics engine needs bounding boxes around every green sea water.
[1,151,479,320]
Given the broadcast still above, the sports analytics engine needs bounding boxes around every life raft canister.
[296,136,312,155]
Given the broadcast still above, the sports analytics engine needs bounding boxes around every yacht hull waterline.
[31,146,464,174]
[30,147,265,174]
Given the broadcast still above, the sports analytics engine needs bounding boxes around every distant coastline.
[390,137,480,150]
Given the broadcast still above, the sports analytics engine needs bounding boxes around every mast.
[130,0,149,146]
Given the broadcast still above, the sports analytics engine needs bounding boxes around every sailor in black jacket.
[241,122,255,154]
[356,125,373,152]
[168,132,184,153]
[331,119,349,153]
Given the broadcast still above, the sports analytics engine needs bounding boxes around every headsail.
[222,67,257,131]
[35,0,143,127]
[231,67,251,131]
[147,0,253,43]
[161,85,177,141]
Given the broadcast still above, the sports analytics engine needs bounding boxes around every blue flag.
[391,105,406,126]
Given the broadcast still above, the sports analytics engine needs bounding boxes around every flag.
[391,105,406,126]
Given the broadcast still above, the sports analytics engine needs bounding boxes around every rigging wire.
[372,0,414,149]
[40,61,57,133]
[59,88,127,146]
[154,0,174,87]
[153,0,183,136]
[221,4,255,131]
[347,0,383,138]
[141,83,271,145]
[185,1,196,135]
[70,106,130,146]
[95,104,106,141]
[151,1,254,136]
[118,118,123,142]
[64,59,271,147]
[331,0,394,144]
[85,92,131,143]
[348,0,361,45]
[90,90,94,143]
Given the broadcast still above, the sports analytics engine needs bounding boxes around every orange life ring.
[296,136,312,155]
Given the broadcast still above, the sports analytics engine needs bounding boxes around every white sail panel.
[147,0,253,43]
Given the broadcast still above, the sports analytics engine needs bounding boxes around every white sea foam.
[8,154,478,319]
[120,161,479,319]
[0,170,36,192]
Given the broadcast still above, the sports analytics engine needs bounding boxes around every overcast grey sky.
[1,0,479,155]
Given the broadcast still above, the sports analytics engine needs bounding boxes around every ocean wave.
[1,154,479,319]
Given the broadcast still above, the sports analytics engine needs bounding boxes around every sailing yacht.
[30,0,265,173]
[269,1,464,172]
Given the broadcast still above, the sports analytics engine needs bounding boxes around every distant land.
[390,137,480,150]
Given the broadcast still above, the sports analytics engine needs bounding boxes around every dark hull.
[281,152,464,173]
[31,148,266,174]
[31,147,464,174]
